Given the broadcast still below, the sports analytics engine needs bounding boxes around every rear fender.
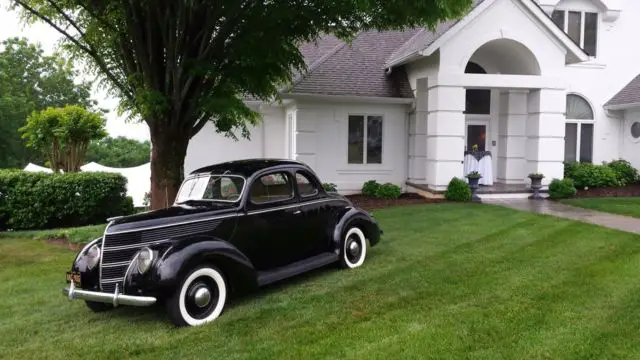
[150,235,258,297]
[332,207,382,251]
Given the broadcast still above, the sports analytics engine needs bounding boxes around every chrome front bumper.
[63,282,157,307]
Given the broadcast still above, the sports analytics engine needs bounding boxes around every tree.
[11,0,473,209]
[0,37,97,169]
[20,105,107,172]
[86,136,151,168]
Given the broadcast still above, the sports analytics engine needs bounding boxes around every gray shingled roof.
[386,0,485,67]
[605,74,640,108]
[288,29,421,98]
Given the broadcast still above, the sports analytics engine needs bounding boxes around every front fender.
[70,237,103,291]
[332,207,382,250]
[149,236,258,297]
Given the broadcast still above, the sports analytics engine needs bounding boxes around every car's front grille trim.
[102,239,172,251]
[98,218,224,291]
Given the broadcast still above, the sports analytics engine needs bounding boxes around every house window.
[551,10,598,56]
[348,115,383,164]
[631,122,640,139]
[565,94,594,163]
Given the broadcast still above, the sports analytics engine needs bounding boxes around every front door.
[465,122,488,152]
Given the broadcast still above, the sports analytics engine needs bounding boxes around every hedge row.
[0,170,134,231]
[564,160,639,190]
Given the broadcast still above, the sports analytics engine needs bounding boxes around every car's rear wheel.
[165,265,227,327]
[85,300,113,312]
[339,227,367,269]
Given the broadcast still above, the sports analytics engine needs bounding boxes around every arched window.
[565,94,594,163]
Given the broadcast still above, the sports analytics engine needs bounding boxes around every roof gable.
[385,0,588,69]
[604,74,640,110]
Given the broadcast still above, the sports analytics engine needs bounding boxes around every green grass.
[0,224,105,244]
[3,203,640,359]
[561,197,640,218]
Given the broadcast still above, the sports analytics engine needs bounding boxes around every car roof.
[190,158,311,178]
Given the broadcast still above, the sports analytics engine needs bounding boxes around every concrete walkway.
[485,199,640,234]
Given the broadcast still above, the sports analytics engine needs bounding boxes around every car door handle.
[293,210,302,215]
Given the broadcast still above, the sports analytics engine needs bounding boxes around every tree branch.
[43,0,86,39]
[13,0,134,102]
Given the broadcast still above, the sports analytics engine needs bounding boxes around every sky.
[0,4,150,141]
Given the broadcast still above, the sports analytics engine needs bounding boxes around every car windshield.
[175,174,245,204]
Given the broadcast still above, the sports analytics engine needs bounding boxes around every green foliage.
[362,180,381,197]
[548,178,577,199]
[563,162,622,189]
[86,136,151,167]
[20,105,107,172]
[322,183,338,193]
[445,177,471,202]
[605,159,638,186]
[375,183,402,200]
[10,0,473,206]
[0,170,133,231]
[0,37,96,169]
[466,171,482,179]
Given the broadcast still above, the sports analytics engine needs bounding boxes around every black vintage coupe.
[64,159,381,326]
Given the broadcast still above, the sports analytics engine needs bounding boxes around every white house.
[185,0,640,195]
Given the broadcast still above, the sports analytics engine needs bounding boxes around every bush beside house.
[444,178,471,202]
[548,178,577,199]
[360,180,402,200]
[0,170,133,231]
[564,160,639,190]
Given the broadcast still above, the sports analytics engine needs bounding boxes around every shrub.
[444,177,471,202]
[323,183,338,193]
[375,183,402,199]
[362,180,381,197]
[0,170,134,231]
[564,162,621,189]
[548,178,577,199]
[606,159,638,186]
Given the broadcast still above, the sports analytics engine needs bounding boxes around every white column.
[497,90,529,184]
[293,108,317,169]
[526,89,566,184]
[409,79,428,183]
[424,79,465,191]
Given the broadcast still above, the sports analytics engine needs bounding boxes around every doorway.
[465,118,489,152]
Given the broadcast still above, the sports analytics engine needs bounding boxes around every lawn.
[0,223,105,244]
[2,203,640,359]
[561,197,640,218]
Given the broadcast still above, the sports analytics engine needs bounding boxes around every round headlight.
[136,247,154,274]
[85,244,101,270]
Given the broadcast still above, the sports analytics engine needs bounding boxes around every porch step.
[407,181,548,200]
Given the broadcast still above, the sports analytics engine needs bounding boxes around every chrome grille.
[99,219,223,292]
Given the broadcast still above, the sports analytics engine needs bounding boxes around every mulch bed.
[346,193,444,210]
[574,184,640,198]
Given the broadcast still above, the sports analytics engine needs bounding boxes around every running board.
[257,252,339,286]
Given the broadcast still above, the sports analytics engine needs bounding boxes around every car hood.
[106,203,238,233]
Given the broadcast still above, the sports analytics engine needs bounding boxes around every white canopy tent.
[23,162,150,207]
[23,163,54,173]
[80,162,151,207]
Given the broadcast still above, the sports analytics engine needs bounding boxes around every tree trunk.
[149,124,189,210]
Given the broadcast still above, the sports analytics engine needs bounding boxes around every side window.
[250,172,294,204]
[296,172,319,197]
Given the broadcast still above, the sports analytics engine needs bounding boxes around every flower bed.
[574,184,640,198]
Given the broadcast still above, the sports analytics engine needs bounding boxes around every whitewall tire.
[165,265,227,327]
[339,227,367,269]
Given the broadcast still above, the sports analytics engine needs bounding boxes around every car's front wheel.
[165,265,227,327]
[339,227,367,269]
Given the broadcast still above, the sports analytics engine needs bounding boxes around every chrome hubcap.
[348,240,360,256]
[193,287,211,308]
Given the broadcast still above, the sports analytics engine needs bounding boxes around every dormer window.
[551,10,598,57]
